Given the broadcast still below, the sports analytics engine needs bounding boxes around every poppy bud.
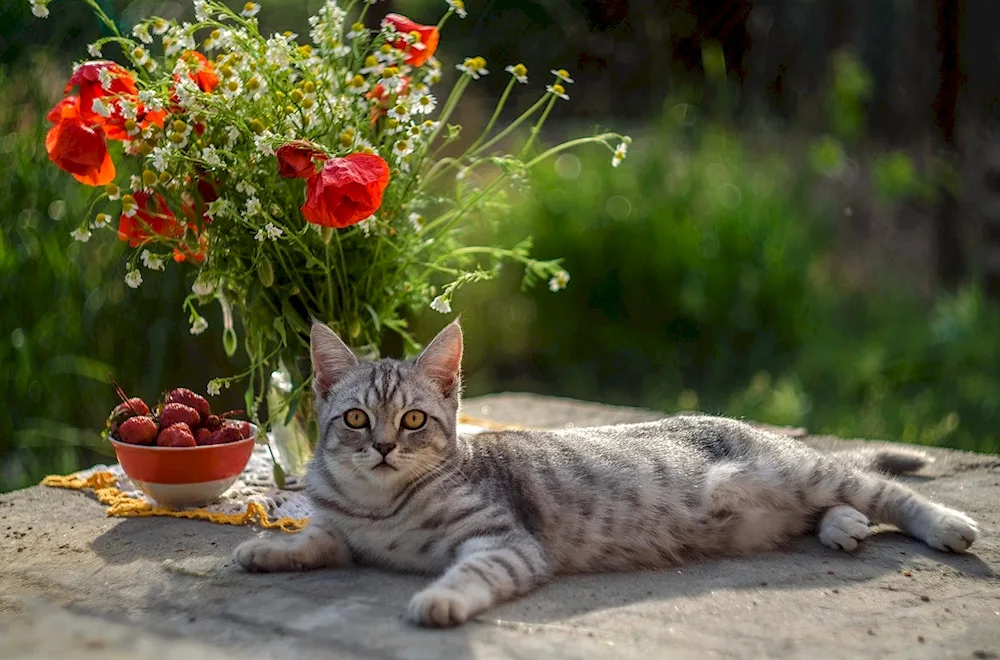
[258,255,274,287]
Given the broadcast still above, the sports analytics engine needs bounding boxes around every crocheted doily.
[42,421,498,533]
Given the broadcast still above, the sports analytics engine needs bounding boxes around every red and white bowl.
[108,437,255,508]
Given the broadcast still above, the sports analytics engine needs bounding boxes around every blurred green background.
[4,0,1000,492]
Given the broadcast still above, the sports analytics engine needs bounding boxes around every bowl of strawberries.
[106,386,257,508]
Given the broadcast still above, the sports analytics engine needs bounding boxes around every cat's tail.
[831,445,932,476]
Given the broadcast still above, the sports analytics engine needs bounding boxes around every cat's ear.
[311,322,358,399]
[416,320,463,398]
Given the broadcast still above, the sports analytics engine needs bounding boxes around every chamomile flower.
[141,249,166,270]
[611,141,628,167]
[132,23,153,44]
[190,316,209,335]
[387,103,410,123]
[245,75,267,101]
[456,56,488,79]
[548,270,570,292]
[446,0,468,18]
[87,42,102,57]
[345,73,370,94]
[505,63,528,84]
[241,2,261,18]
[413,92,437,114]
[151,18,169,35]
[360,55,382,76]
[192,276,215,296]
[71,227,91,242]
[378,67,406,93]
[347,22,367,40]
[125,268,143,289]
[30,1,49,18]
[392,137,415,159]
[430,295,452,314]
[546,83,570,100]
[222,77,243,100]
[105,184,121,200]
[408,212,425,232]
[245,196,263,217]
[194,0,211,21]
[420,119,440,134]
[551,68,575,84]
[92,213,111,228]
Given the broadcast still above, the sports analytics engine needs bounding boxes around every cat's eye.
[343,408,369,429]
[400,409,427,430]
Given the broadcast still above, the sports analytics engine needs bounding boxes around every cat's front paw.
[923,507,978,552]
[818,505,870,552]
[407,586,475,628]
[233,537,297,573]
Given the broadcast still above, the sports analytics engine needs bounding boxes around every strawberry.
[205,426,242,445]
[159,402,201,429]
[108,397,151,433]
[157,422,196,447]
[164,387,211,422]
[194,427,214,445]
[202,414,224,431]
[117,415,159,445]
[230,420,254,439]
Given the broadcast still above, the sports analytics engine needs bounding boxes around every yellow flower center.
[169,133,184,144]
[172,120,187,132]
[452,0,465,8]
[290,89,304,102]
[250,119,265,133]
[211,29,221,40]
[137,142,154,157]
[220,65,234,78]
[243,2,256,12]
[551,83,565,95]
[384,66,400,77]
[301,97,315,109]
[95,212,109,224]
[386,118,398,129]
[303,81,315,93]
[472,56,487,69]
[105,184,119,197]
[513,63,527,77]
[297,45,312,56]
[227,80,239,92]
[556,69,570,78]
[247,77,260,91]
[350,74,365,88]
[121,194,136,210]
[123,119,137,132]
[409,30,422,42]
[158,171,171,184]
[339,131,353,147]
[352,22,365,33]
[394,104,406,115]
[142,170,157,187]
[419,96,430,106]
[380,44,392,54]
[364,55,378,68]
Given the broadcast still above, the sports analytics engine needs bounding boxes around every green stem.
[467,77,515,154]
[519,94,558,158]
[524,133,620,169]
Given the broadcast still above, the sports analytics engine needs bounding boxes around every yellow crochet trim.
[41,472,308,533]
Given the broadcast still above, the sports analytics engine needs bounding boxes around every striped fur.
[234,321,980,628]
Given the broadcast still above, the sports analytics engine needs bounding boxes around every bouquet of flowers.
[32,0,630,476]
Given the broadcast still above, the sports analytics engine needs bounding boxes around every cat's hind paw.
[818,505,870,552]
[922,507,978,552]
[407,586,475,628]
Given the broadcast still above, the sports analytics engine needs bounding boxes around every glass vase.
[266,360,316,486]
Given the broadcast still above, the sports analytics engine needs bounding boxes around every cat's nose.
[373,441,396,457]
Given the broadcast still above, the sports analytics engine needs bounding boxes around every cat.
[234,320,979,628]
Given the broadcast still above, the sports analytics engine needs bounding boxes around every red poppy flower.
[173,232,209,263]
[101,96,167,141]
[384,14,439,67]
[366,77,410,124]
[45,97,115,186]
[117,192,183,247]
[176,51,219,93]
[301,154,391,228]
[66,61,138,124]
[276,141,330,179]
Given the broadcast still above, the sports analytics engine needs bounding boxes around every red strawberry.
[205,426,242,445]
[108,397,151,432]
[202,414,223,432]
[230,420,254,439]
[117,415,159,445]
[159,402,201,429]
[194,427,214,445]
[157,422,196,447]
[164,387,211,422]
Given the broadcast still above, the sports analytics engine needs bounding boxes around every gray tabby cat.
[234,320,979,628]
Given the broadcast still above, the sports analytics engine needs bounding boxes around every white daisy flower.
[132,23,153,44]
[192,276,215,296]
[70,227,91,242]
[392,138,414,159]
[412,92,436,114]
[245,196,263,217]
[190,316,209,335]
[548,270,570,292]
[91,213,111,228]
[31,1,49,18]
[551,68,575,84]
[87,42,102,57]
[141,249,167,271]
[505,63,528,84]
[408,212,424,232]
[446,0,468,18]
[546,83,570,100]
[424,68,443,86]
[456,56,488,79]
[345,72,370,94]
[347,22,367,40]
[151,18,169,35]
[429,295,452,314]
[91,98,112,118]
[387,103,410,122]
[378,70,407,93]
[420,119,440,134]
[222,77,243,100]
[194,0,211,21]
[611,142,628,168]
[240,2,260,18]
[245,75,267,100]
[125,269,143,289]
[206,379,222,396]
[360,55,383,76]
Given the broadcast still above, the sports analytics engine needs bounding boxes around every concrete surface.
[1,393,999,659]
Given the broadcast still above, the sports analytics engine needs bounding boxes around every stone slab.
[1,393,999,659]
